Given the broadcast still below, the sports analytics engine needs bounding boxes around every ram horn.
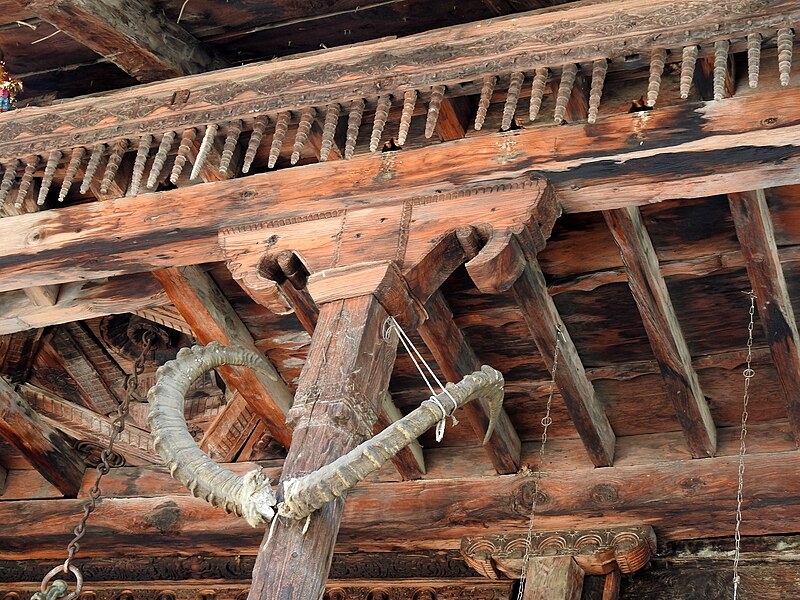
[148,342,504,527]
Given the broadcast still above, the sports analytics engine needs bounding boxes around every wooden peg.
[219,120,242,176]
[59,147,85,202]
[713,40,730,100]
[15,156,38,209]
[277,250,309,289]
[80,143,106,193]
[425,85,446,138]
[170,128,197,183]
[398,90,417,144]
[554,64,578,124]
[370,95,392,152]
[147,131,175,188]
[290,107,317,165]
[100,138,129,194]
[474,75,495,131]
[345,99,365,159]
[647,48,667,107]
[0,159,19,205]
[747,33,762,88]
[319,104,340,161]
[242,115,268,173]
[129,134,152,196]
[588,59,608,124]
[268,112,290,168]
[37,149,61,205]
[680,45,699,99]
[501,71,525,131]
[778,28,794,86]
[191,123,218,180]
[529,67,549,122]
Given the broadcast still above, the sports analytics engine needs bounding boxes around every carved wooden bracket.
[461,526,657,580]
[219,174,559,324]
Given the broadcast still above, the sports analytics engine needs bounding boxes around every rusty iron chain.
[34,331,155,600]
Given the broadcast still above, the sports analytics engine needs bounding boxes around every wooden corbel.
[218,173,559,319]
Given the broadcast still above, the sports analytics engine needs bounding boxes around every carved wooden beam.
[0,377,85,496]
[199,391,260,462]
[152,266,294,449]
[728,189,800,442]
[0,80,798,292]
[462,526,656,579]
[603,207,717,458]
[19,383,159,465]
[0,328,44,383]
[0,0,794,161]
[418,291,521,474]
[18,0,225,82]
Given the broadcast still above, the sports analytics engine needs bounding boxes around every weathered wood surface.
[3,440,800,557]
[374,393,426,480]
[604,207,716,458]
[153,266,294,448]
[418,291,521,474]
[0,328,44,383]
[1,79,798,292]
[249,295,397,600]
[0,0,795,159]
[522,556,584,600]
[0,377,85,497]
[729,189,800,443]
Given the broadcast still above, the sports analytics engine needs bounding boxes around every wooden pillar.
[521,556,584,600]
[248,293,397,600]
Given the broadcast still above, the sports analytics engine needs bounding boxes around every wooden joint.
[461,526,656,580]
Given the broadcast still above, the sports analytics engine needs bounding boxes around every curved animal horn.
[148,343,504,528]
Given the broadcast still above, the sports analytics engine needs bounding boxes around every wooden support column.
[152,266,294,449]
[604,207,716,458]
[248,293,397,600]
[522,556,584,600]
[0,377,85,497]
[418,290,521,473]
[729,189,800,441]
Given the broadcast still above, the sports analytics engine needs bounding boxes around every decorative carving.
[242,116,267,173]
[290,107,316,165]
[461,526,657,579]
[0,158,18,204]
[98,314,191,366]
[191,124,218,180]
[147,131,175,189]
[100,138,129,195]
[344,99,364,159]
[474,76,495,131]
[37,149,61,205]
[74,440,126,468]
[319,104,340,161]
[778,27,794,86]
[553,64,577,124]
[587,60,607,124]
[425,85,446,138]
[59,147,85,202]
[747,33,762,88]
[680,45,698,99]
[14,156,37,209]
[219,120,242,176]
[170,128,197,183]
[267,112,290,169]
[80,143,106,194]
[129,135,152,197]
[646,48,667,107]
[370,95,391,152]
[501,72,524,131]
[713,40,730,100]
[398,90,417,144]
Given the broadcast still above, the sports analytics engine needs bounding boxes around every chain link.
[516,326,564,600]
[733,292,756,600]
[36,331,154,600]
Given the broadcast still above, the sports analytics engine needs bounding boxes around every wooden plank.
[4,446,800,558]
[522,556,584,600]
[19,0,224,82]
[511,258,616,466]
[0,377,85,497]
[729,189,800,442]
[0,0,793,159]
[0,81,798,291]
[152,266,294,449]
[418,290,521,474]
[250,294,397,600]
[604,207,716,458]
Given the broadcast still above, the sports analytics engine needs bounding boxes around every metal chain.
[35,331,155,600]
[516,326,564,600]
[733,292,756,600]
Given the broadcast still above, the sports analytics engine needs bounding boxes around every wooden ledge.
[461,526,656,579]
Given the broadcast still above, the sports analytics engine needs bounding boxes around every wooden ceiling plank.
[728,189,800,443]
[418,290,521,474]
[18,0,224,82]
[511,256,616,467]
[0,376,85,497]
[199,391,259,463]
[604,206,717,458]
[152,266,294,449]
[0,80,798,292]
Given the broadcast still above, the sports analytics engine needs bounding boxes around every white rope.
[383,316,458,441]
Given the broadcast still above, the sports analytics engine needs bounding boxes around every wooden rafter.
[0,377,85,497]
[0,328,44,383]
[17,0,225,82]
[728,189,800,442]
[152,266,294,449]
[0,82,798,293]
[418,291,521,474]
[604,207,717,458]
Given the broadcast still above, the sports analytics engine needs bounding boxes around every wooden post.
[522,556,584,600]
[248,294,397,600]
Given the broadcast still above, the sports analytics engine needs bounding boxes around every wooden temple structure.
[1,0,800,598]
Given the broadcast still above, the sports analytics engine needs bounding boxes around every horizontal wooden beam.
[19,0,224,82]
[3,441,800,557]
[0,0,793,159]
[0,82,798,292]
